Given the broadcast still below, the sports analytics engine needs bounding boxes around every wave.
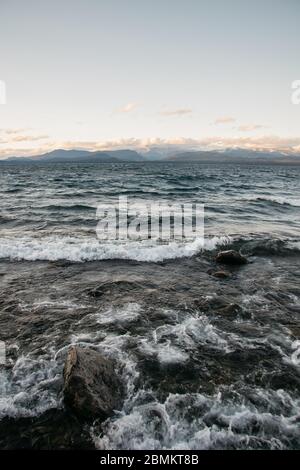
[3,188,23,193]
[39,204,96,212]
[0,233,299,263]
[72,312,300,450]
[95,388,300,450]
[1,300,299,448]
[228,236,300,256]
[0,235,230,262]
[0,215,16,224]
[247,195,300,207]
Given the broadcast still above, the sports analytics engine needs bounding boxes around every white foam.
[21,299,86,311]
[93,303,141,326]
[94,388,300,450]
[139,339,189,365]
[0,235,230,262]
[84,307,300,449]
[32,301,298,450]
[0,355,62,419]
[138,314,231,364]
[287,240,300,252]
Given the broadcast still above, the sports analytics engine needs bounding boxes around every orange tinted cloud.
[214,116,236,125]
[114,102,139,113]
[159,108,193,117]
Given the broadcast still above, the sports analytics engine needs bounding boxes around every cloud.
[2,128,31,135]
[0,128,49,144]
[213,119,268,131]
[11,134,49,142]
[0,133,49,146]
[237,124,268,132]
[70,135,300,154]
[195,135,300,153]
[114,102,138,114]
[159,108,193,117]
[214,116,236,125]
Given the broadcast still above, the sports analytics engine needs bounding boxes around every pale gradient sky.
[0,0,300,157]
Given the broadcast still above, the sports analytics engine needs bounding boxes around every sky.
[0,0,300,158]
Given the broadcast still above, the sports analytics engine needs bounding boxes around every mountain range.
[4,149,144,163]
[2,148,300,163]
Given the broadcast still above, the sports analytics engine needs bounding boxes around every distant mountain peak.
[5,148,145,163]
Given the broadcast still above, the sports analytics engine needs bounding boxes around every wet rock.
[47,260,73,268]
[194,294,228,311]
[288,325,300,338]
[212,271,230,279]
[226,347,278,369]
[0,409,94,449]
[216,250,247,265]
[86,280,142,298]
[216,303,241,317]
[63,346,123,421]
[266,368,300,392]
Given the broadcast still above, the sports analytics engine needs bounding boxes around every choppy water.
[0,162,299,449]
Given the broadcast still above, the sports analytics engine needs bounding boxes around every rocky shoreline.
[0,247,300,449]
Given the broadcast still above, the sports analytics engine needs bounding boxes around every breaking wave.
[0,234,299,262]
[0,235,230,262]
[94,388,300,450]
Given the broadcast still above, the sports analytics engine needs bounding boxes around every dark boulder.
[216,250,247,265]
[63,346,123,421]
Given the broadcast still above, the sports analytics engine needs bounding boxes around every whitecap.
[0,235,230,262]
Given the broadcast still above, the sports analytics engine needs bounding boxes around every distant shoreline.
[1,148,300,165]
[1,159,300,166]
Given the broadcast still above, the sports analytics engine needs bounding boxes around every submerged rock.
[212,271,231,279]
[216,250,247,265]
[86,280,142,298]
[216,303,241,317]
[63,346,123,421]
[288,325,300,338]
[0,409,94,449]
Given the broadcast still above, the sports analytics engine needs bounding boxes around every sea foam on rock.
[63,346,123,421]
